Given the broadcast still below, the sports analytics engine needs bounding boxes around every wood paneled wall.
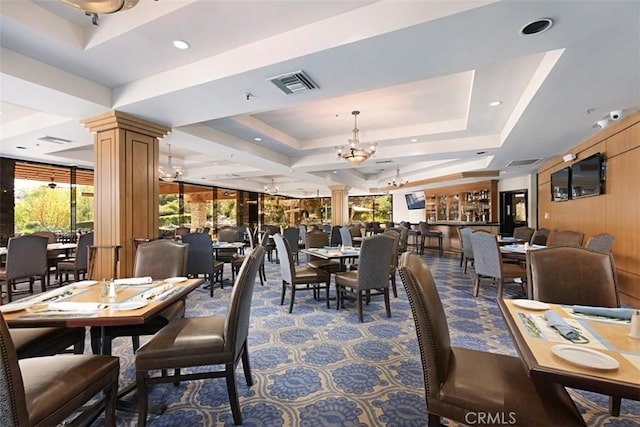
[537,109,640,306]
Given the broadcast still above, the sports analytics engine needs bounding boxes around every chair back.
[513,226,535,242]
[339,226,353,247]
[527,246,619,307]
[530,228,549,245]
[175,226,190,237]
[330,225,342,246]
[273,234,294,283]
[181,233,215,275]
[398,226,409,253]
[349,224,362,238]
[283,227,300,253]
[548,230,584,247]
[459,227,474,259]
[223,246,265,355]
[32,231,57,243]
[305,229,329,249]
[398,252,451,400]
[469,231,503,279]
[5,235,48,280]
[234,226,246,242]
[0,312,29,423]
[201,226,210,235]
[357,234,395,290]
[298,225,307,242]
[584,233,615,253]
[75,232,94,270]
[419,221,430,235]
[385,221,395,230]
[218,227,237,243]
[133,240,188,279]
[371,222,382,233]
[383,230,401,270]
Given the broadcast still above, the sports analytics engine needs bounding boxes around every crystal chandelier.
[264,177,280,194]
[159,143,184,182]
[388,165,409,187]
[336,110,376,164]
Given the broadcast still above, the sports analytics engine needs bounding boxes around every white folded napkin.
[48,301,105,312]
[114,277,153,285]
[138,284,173,300]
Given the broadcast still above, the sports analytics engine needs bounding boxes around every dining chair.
[584,233,615,253]
[56,231,93,284]
[305,229,341,273]
[330,225,342,246]
[231,227,256,279]
[283,226,301,265]
[217,227,241,265]
[0,235,48,303]
[135,246,265,426]
[512,226,535,242]
[175,226,191,237]
[458,227,474,274]
[335,234,395,322]
[383,229,401,298]
[31,231,64,288]
[469,230,526,298]
[89,239,189,355]
[262,225,280,262]
[0,312,120,427]
[547,230,584,247]
[397,252,586,427]
[181,233,224,297]
[419,221,443,257]
[339,226,353,247]
[273,233,330,313]
[349,224,362,246]
[298,224,307,249]
[10,325,85,359]
[526,245,621,415]
[530,228,549,245]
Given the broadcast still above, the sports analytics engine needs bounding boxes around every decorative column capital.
[81,110,170,139]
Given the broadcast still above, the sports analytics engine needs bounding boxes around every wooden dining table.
[0,242,77,257]
[301,246,360,271]
[498,299,640,414]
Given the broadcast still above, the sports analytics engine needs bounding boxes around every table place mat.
[48,301,106,312]
[559,305,633,324]
[622,353,640,370]
[17,310,100,319]
[527,313,606,350]
[137,283,173,301]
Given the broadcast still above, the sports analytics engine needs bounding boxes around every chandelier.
[336,110,376,164]
[264,178,280,194]
[388,165,408,187]
[59,0,139,25]
[159,143,184,182]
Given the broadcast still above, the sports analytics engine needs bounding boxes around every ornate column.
[186,193,208,231]
[82,111,170,279]
[329,185,349,226]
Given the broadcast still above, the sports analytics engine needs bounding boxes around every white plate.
[551,344,619,370]
[0,301,33,313]
[512,299,550,310]
[112,300,148,311]
[73,280,97,288]
[164,277,188,284]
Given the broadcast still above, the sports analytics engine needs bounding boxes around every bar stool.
[419,221,443,257]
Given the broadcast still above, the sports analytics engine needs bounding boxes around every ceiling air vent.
[268,70,318,94]
[375,160,393,164]
[38,135,72,144]
[506,158,541,167]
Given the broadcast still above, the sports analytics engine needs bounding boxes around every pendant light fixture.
[336,110,376,164]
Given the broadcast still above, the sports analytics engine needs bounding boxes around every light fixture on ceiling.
[158,143,184,182]
[172,40,190,50]
[264,178,280,194]
[336,110,376,164]
[388,165,409,187]
[48,176,57,189]
[59,0,139,25]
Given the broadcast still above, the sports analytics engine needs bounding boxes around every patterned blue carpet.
[89,251,639,426]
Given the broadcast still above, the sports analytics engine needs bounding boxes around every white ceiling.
[1,0,639,197]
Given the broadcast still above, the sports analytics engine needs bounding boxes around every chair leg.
[357,290,364,323]
[280,280,286,306]
[259,262,265,286]
[390,273,398,298]
[609,396,621,416]
[289,284,296,313]
[241,343,253,386]
[428,413,444,426]
[226,363,243,425]
[132,335,141,352]
[137,372,149,427]
[103,374,118,427]
[497,279,504,299]
[384,288,391,318]
[459,252,464,267]
[473,274,481,297]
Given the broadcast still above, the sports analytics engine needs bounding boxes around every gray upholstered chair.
[339,226,353,247]
[0,312,120,426]
[469,230,525,298]
[273,234,330,313]
[330,225,342,246]
[305,229,340,273]
[513,226,535,242]
[334,234,395,322]
[32,231,64,287]
[298,224,307,249]
[181,233,224,297]
[530,228,549,245]
[0,235,48,303]
[397,252,586,427]
[232,228,257,282]
[56,231,93,284]
[90,239,189,355]
[283,226,301,265]
[584,233,615,253]
[175,226,191,237]
[217,227,241,265]
[547,230,584,247]
[135,246,265,426]
[383,229,401,298]
[458,227,474,274]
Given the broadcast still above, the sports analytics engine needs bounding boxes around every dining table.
[498,298,640,415]
[0,242,77,257]
[301,246,360,272]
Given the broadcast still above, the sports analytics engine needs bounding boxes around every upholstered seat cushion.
[433,347,584,426]
[136,317,228,370]
[335,270,358,287]
[307,259,341,273]
[11,327,84,359]
[501,262,526,279]
[293,266,329,284]
[20,354,120,426]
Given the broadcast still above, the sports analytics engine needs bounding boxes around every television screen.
[571,152,604,199]
[550,167,570,202]
[405,191,425,210]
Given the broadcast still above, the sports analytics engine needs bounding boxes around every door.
[500,190,528,236]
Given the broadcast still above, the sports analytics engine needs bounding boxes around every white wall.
[497,174,537,227]
[392,192,425,224]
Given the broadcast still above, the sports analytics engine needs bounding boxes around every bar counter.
[413,222,500,254]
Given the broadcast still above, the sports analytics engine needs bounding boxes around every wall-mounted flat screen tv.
[405,191,425,210]
[550,167,570,202]
[571,152,605,199]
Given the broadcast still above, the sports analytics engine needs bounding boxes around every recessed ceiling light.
[410,138,418,142]
[172,40,190,50]
[489,101,502,107]
[254,137,262,141]
[520,18,553,36]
